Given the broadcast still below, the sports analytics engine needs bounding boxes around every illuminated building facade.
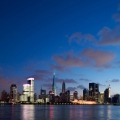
[27,78,34,102]
[52,73,56,96]
[10,84,18,102]
[49,91,55,102]
[89,83,99,102]
[21,78,34,102]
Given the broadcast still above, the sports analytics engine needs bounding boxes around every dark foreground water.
[0,105,120,120]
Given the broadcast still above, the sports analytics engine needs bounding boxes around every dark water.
[0,105,120,120]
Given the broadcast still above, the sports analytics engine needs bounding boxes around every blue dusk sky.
[0,0,120,96]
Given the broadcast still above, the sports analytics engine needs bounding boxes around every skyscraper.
[104,84,111,103]
[10,84,18,102]
[62,81,65,93]
[89,83,99,102]
[83,88,89,100]
[1,90,8,102]
[27,78,34,102]
[73,91,78,100]
[52,73,56,96]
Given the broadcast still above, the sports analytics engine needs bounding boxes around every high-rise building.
[39,87,46,103]
[34,93,37,102]
[40,87,46,95]
[83,88,89,100]
[112,94,120,104]
[49,91,55,102]
[10,84,18,102]
[70,94,74,101]
[73,91,78,100]
[23,84,30,101]
[52,73,56,96]
[89,83,99,102]
[99,92,104,104]
[27,78,34,102]
[62,81,65,93]
[21,78,34,102]
[104,85,111,103]
[1,90,9,102]
[65,90,70,102]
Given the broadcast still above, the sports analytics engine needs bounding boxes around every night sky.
[0,0,120,96]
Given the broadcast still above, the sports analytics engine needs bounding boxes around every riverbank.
[0,102,112,105]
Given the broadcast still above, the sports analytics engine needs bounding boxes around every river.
[0,105,119,120]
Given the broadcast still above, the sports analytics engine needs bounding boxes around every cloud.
[79,78,91,82]
[98,26,120,45]
[77,85,85,89]
[113,13,120,22]
[111,79,120,82]
[97,83,106,87]
[35,70,52,75]
[53,51,86,67]
[0,74,25,93]
[81,48,115,67]
[42,83,52,90]
[53,48,115,69]
[56,78,77,84]
[67,87,76,91]
[116,60,120,64]
[68,32,95,44]
[50,64,67,72]
[66,84,85,91]
[28,70,53,81]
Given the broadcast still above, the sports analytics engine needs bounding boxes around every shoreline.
[0,102,114,105]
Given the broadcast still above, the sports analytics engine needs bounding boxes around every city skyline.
[1,0,120,96]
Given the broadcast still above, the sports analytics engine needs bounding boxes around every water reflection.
[106,105,111,120]
[0,105,119,119]
[21,105,34,120]
[49,105,54,120]
[11,104,14,120]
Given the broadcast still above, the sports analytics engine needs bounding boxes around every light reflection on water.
[21,105,34,120]
[0,105,120,120]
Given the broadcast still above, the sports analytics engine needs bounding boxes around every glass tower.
[52,73,56,95]
[10,84,18,102]
[62,81,65,93]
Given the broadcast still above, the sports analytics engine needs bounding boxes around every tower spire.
[52,73,56,95]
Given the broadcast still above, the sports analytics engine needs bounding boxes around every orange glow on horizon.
[71,99,96,104]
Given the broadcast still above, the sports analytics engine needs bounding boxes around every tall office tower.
[40,87,46,95]
[104,84,111,103]
[23,84,30,101]
[1,90,8,102]
[83,88,89,100]
[52,73,56,96]
[65,90,70,102]
[27,78,34,102]
[89,83,99,102]
[73,91,78,100]
[34,93,37,102]
[10,84,18,102]
[62,81,65,93]
[108,84,111,98]
[23,84,30,95]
